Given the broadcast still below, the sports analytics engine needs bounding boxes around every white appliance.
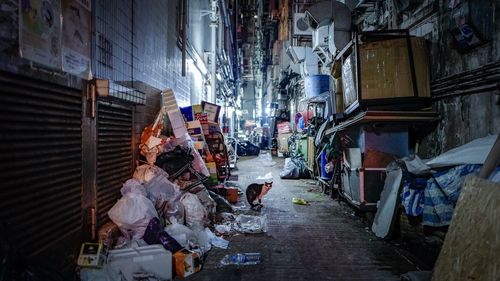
[293,13,313,36]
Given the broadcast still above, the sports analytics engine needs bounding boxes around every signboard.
[19,0,62,69]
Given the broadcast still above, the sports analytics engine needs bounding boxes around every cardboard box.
[201,101,221,122]
[359,37,430,100]
[180,106,194,121]
[173,249,201,278]
[278,133,292,152]
[307,137,315,170]
[167,109,188,138]
[98,221,120,248]
[187,120,203,136]
[192,104,203,114]
[194,113,209,135]
[342,37,430,110]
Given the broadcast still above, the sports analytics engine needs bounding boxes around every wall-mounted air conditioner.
[293,13,313,36]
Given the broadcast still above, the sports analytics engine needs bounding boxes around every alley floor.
[189,154,421,281]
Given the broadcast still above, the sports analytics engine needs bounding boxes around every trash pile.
[78,95,267,280]
[371,134,500,242]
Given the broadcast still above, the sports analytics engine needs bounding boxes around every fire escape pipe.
[210,0,218,103]
[181,0,187,76]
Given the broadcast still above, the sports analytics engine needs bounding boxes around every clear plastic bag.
[108,192,158,239]
[233,214,268,233]
[143,172,180,204]
[164,219,197,248]
[120,179,146,197]
[180,193,208,228]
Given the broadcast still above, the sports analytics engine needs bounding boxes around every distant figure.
[246,173,273,210]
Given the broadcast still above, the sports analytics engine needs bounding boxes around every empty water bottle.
[220,253,261,266]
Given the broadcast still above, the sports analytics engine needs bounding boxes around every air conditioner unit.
[293,13,313,36]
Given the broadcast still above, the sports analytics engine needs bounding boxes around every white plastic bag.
[180,193,208,228]
[120,179,146,197]
[164,220,197,248]
[233,214,268,233]
[108,192,158,239]
[143,172,180,203]
[192,226,212,254]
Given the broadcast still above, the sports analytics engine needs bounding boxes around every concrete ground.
[188,154,421,281]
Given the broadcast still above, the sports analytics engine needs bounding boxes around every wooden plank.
[432,176,500,281]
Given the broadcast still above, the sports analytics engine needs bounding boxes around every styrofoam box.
[108,245,172,281]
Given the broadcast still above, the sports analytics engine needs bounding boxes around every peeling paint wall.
[422,0,499,157]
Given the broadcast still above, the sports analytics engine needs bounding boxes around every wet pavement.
[188,154,420,281]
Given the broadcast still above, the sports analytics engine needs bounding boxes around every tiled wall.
[93,0,192,105]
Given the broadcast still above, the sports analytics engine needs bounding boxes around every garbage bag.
[180,193,208,228]
[133,164,167,184]
[143,218,183,253]
[120,179,146,197]
[193,187,217,216]
[155,146,194,179]
[108,192,158,239]
[192,226,212,255]
[280,158,300,179]
[143,172,181,204]
[164,220,197,248]
[141,170,186,223]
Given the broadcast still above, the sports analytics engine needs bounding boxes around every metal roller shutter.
[0,72,82,256]
[96,102,134,228]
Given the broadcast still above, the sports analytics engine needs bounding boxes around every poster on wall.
[0,0,18,53]
[62,0,91,78]
[19,0,62,69]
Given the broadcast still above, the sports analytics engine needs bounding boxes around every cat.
[246,182,272,210]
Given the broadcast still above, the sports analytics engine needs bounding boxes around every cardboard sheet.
[432,176,500,281]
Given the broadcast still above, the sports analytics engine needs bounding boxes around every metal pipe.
[210,0,218,103]
[182,0,187,76]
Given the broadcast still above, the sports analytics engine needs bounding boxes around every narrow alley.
[190,155,420,281]
[0,0,499,281]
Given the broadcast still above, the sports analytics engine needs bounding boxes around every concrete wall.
[421,1,500,157]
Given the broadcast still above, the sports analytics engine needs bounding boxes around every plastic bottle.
[220,253,261,266]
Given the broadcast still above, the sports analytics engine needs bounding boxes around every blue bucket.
[320,150,333,180]
[305,75,331,98]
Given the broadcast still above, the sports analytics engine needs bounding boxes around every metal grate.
[93,0,145,104]
[0,71,82,256]
[96,102,133,228]
[97,34,113,69]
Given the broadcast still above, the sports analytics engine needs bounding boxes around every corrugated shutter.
[96,102,133,227]
[0,72,82,256]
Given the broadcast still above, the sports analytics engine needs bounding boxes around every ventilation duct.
[305,1,352,53]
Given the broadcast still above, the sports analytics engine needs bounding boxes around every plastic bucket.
[320,150,333,180]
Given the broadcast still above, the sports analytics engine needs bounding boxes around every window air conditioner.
[293,13,313,36]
